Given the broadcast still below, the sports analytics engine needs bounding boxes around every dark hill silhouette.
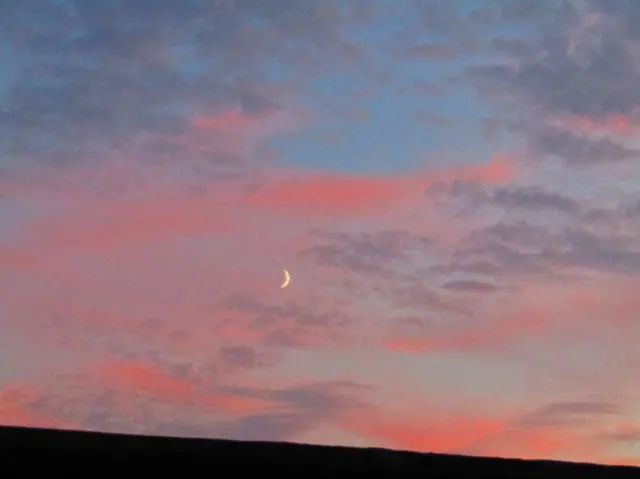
[1,425,638,477]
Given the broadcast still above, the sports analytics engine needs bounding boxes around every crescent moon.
[280,269,291,289]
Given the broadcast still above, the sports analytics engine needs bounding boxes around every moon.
[280,269,291,289]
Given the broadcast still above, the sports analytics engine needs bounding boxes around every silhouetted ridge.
[1,425,638,477]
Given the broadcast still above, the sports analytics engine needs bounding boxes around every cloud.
[299,229,433,277]
[0,361,371,442]
[469,0,640,165]
[491,186,581,212]
[218,294,354,349]
[212,381,368,442]
[0,186,235,270]
[339,393,634,463]
[551,115,640,139]
[482,3,640,118]
[449,215,640,278]
[188,106,304,163]
[2,1,640,468]
[0,105,309,272]
[448,182,581,213]
[215,345,275,374]
[601,424,640,444]
[527,127,635,165]
[0,385,74,429]
[381,267,640,356]
[2,361,628,465]
[517,401,623,428]
[339,398,599,461]
[243,154,514,218]
[0,152,515,277]
[343,411,504,454]
[383,306,550,355]
[441,279,498,292]
[402,44,456,60]
[97,361,271,417]
[0,0,371,164]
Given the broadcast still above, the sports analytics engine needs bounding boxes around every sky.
[1,0,640,467]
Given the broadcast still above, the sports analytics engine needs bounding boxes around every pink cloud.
[98,361,270,417]
[383,274,640,356]
[0,151,515,275]
[343,410,505,454]
[0,386,75,430]
[242,154,514,217]
[337,398,625,463]
[551,115,640,139]
[189,106,306,161]
[384,305,552,354]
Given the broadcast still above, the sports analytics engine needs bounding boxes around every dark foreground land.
[1,425,639,478]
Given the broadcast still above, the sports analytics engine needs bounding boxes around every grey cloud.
[416,109,451,127]
[492,186,581,212]
[447,182,581,214]
[587,0,640,42]
[528,127,635,165]
[415,1,467,37]
[300,230,432,277]
[415,2,505,39]
[221,293,352,348]
[558,228,640,273]
[478,12,640,118]
[451,243,550,277]
[497,0,562,23]
[490,37,537,57]
[23,371,370,441]
[209,381,369,442]
[301,244,390,277]
[403,44,455,60]
[518,401,621,427]
[469,1,640,164]
[302,229,472,315]
[448,214,640,278]
[442,279,498,293]
[537,401,621,415]
[619,198,640,219]
[385,282,470,317]
[444,181,491,204]
[152,345,278,381]
[604,428,640,443]
[0,0,372,164]
[215,345,273,373]
[301,229,470,315]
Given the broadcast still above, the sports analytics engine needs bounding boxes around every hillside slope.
[1,425,638,477]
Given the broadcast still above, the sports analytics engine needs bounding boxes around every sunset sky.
[2,0,640,466]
